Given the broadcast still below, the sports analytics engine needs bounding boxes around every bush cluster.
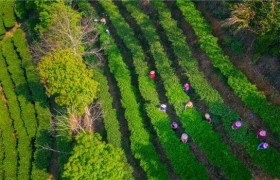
[1,0,16,28]
[0,84,17,179]
[0,18,5,38]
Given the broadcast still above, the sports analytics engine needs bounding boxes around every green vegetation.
[2,37,37,138]
[93,70,122,147]
[0,84,17,179]
[0,41,33,179]
[2,0,16,28]
[0,19,5,39]
[38,49,98,114]
[223,1,280,57]
[63,133,132,180]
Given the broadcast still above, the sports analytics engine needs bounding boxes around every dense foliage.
[63,133,132,180]
[223,1,280,56]
[38,49,98,114]
[2,0,16,28]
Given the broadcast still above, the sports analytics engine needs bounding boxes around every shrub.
[2,0,16,28]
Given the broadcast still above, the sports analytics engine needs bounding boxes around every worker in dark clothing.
[171,122,179,130]
[257,142,269,150]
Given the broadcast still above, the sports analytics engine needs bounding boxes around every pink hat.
[263,143,269,149]
[150,71,155,74]
[235,121,242,127]
[259,130,266,136]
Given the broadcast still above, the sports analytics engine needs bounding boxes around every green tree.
[38,49,98,114]
[223,0,280,56]
[63,133,132,180]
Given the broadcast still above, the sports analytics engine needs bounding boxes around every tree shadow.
[15,80,50,109]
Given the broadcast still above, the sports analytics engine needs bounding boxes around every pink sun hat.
[259,130,267,136]
[184,83,190,89]
[263,143,269,149]
[234,121,242,127]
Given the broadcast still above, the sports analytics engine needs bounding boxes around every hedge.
[98,1,208,179]
[0,18,5,38]
[0,83,17,179]
[2,0,16,28]
[1,37,37,138]
[0,130,4,179]
[151,1,280,178]
[176,0,280,139]
[93,70,122,147]
[0,50,32,179]
[122,1,252,179]
[11,29,52,179]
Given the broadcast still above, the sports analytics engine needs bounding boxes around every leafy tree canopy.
[63,133,132,180]
[38,49,98,114]
[223,0,280,56]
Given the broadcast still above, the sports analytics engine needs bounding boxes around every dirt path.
[0,86,7,105]
[114,1,225,179]
[48,97,58,180]
[194,2,280,106]
[165,2,276,178]
[4,23,20,38]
